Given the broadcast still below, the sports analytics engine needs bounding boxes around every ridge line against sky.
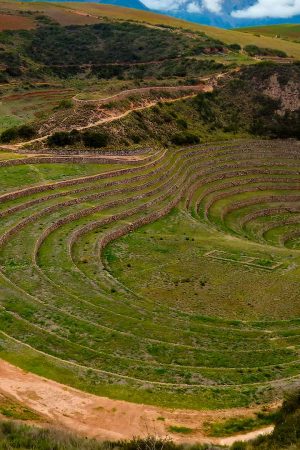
[141,1,300,19]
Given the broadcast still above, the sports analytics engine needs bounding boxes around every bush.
[17,125,36,139]
[0,127,18,143]
[176,118,188,129]
[228,43,241,52]
[271,390,300,447]
[55,98,73,110]
[171,132,200,146]
[0,124,36,143]
[47,130,80,147]
[244,45,287,58]
[82,131,109,148]
[236,390,300,449]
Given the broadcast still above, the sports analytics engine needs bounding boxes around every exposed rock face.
[198,63,300,139]
[264,73,300,114]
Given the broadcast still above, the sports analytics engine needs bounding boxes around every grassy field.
[1,1,300,58]
[0,141,299,411]
[235,24,300,42]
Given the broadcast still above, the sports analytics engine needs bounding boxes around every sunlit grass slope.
[236,24,300,42]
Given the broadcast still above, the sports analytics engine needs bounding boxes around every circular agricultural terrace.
[0,140,300,410]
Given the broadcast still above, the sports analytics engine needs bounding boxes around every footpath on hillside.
[0,70,236,153]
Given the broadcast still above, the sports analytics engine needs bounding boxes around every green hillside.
[236,24,300,42]
[1,1,300,59]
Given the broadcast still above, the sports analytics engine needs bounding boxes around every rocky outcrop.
[264,73,300,114]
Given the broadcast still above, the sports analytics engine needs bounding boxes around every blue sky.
[141,0,300,19]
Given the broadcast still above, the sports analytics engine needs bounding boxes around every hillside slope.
[50,2,300,59]
[236,24,300,42]
[45,62,299,149]
[0,16,226,83]
[1,1,300,59]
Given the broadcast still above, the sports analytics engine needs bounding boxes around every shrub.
[130,134,142,144]
[0,124,36,143]
[176,118,188,129]
[271,390,300,447]
[0,127,18,143]
[47,130,79,147]
[171,132,200,146]
[167,425,194,434]
[55,98,73,110]
[17,125,36,139]
[244,45,287,58]
[237,390,300,449]
[82,131,109,148]
[228,43,241,52]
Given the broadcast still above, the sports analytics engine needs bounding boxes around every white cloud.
[203,0,223,13]
[141,0,184,10]
[232,0,300,18]
[187,1,203,13]
[141,0,224,13]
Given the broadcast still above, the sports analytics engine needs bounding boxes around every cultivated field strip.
[0,140,300,409]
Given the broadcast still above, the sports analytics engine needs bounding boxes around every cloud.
[203,0,223,13]
[141,0,184,10]
[141,0,224,13]
[187,1,202,13]
[232,0,300,18]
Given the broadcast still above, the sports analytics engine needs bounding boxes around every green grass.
[0,115,24,133]
[205,412,276,437]
[168,426,194,435]
[233,392,300,449]
[0,162,130,193]
[0,141,299,411]
[0,395,40,421]
[235,24,300,42]
[0,87,75,132]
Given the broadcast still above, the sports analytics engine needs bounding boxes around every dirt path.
[0,359,276,445]
[220,426,274,446]
[1,91,208,152]
[1,70,237,153]
[72,84,207,104]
